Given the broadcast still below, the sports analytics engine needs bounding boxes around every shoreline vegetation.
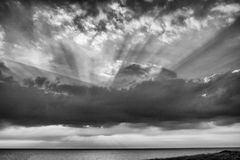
[148,150,240,160]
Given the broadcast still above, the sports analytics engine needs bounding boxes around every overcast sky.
[0,0,240,148]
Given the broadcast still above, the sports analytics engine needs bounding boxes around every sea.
[0,148,239,160]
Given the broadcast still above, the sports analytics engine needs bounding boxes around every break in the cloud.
[0,0,240,85]
[0,123,240,148]
[175,16,240,78]
[0,0,240,148]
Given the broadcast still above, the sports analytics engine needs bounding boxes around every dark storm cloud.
[1,0,238,27]
[0,62,9,72]
[27,0,236,17]
[0,62,14,83]
[0,69,240,129]
[0,0,240,131]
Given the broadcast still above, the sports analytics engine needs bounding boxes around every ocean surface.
[0,148,239,160]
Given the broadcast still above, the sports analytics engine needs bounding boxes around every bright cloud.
[0,123,240,148]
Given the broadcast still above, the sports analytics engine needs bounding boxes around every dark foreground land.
[149,150,240,160]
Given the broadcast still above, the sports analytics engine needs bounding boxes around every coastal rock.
[148,150,240,160]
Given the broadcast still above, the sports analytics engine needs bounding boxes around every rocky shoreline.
[148,150,240,160]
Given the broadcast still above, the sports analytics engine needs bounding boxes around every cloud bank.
[1,64,240,129]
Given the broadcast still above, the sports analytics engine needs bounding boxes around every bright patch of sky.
[0,123,239,148]
[1,1,240,85]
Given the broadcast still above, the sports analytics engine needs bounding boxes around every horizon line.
[0,147,240,150]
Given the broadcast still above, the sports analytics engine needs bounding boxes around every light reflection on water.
[0,148,240,160]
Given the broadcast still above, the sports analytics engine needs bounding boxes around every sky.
[0,0,240,148]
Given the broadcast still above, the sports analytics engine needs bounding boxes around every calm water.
[0,148,239,160]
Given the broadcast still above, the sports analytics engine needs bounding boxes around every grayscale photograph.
[0,0,240,159]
